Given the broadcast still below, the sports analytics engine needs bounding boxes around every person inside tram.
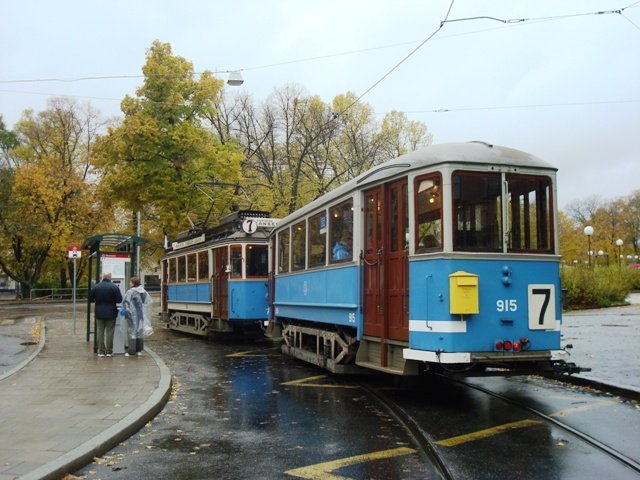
[332,233,352,261]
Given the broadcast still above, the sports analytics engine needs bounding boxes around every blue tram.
[161,210,278,336]
[269,141,578,376]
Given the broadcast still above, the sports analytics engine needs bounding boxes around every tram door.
[386,180,409,341]
[363,181,409,344]
[211,247,229,319]
[363,187,384,338]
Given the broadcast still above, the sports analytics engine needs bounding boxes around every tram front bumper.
[403,348,570,364]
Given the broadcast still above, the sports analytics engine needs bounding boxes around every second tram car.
[161,210,278,337]
[269,141,579,376]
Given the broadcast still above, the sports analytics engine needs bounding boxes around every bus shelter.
[82,233,148,349]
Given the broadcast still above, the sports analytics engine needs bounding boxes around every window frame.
[451,170,503,253]
[329,198,354,264]
[414,173,443,253]
[230,244,243,279]
[291,220,307,271]
[277,228,291,274]
[246,244,269,277]
[187,253,197,282]
[308,210,328,268]
[506,173,554,253]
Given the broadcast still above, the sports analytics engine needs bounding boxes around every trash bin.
[113,313,127,354]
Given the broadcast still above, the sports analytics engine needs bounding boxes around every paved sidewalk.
[0,315,171,480]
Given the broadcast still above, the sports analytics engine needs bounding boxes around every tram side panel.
[274,265,363,373]
[228,280,269,320]
[274,265,360,327]
[167,279,270,334]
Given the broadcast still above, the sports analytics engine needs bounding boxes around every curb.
[542,373,640,402]
[19,346,172,480]
[0,317,46,382]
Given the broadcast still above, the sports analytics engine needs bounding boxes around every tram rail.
[444,376,640,476]
[359,380,453,480]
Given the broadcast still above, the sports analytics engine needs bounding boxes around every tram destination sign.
[172,233,206,251]
[242,217,280,234]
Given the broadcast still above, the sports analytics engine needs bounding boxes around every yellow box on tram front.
[449,271,479,315]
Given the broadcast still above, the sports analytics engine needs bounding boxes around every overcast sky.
[1,0,638,209]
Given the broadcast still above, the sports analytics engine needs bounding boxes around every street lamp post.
[584,226,594,268]
[616,239,623,269]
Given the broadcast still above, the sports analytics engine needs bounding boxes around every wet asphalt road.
[75,325,436,480]
[378,374,640,479]
[2,300,639,479]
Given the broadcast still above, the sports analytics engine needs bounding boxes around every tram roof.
[276,141,556,227]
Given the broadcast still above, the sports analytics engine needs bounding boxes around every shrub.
[561,265,634,310]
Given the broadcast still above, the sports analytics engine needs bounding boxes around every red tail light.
[503,340,513,351]
[495,340,503,350]
[513,341,521,351]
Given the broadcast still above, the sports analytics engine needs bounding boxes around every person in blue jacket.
[332,234,352,261]
[89,273,123,357]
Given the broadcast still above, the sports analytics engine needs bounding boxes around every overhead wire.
[394,98,640,115]
[0,1,638,116]
[337,0,456,117]
[2,1,638,87]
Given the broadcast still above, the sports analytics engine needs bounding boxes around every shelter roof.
[82,233,148,253]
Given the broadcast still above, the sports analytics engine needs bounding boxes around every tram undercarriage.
[280,321,364,374]
[278,319,586,377]
[167,311,264,338]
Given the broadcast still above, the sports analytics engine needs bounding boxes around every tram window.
[507,175,552,252]
[390,181,409,252]
[247,245,268,276]
[187,253,197,282]
[230,245,242,278]
[415,174,442,252]
[308,211,327,268]
[278,229,290,273]
[452,172,502,252]
[197,251,209,280]
[168,258,177,283]
[329,199,353,263]
[177,256,186,282]
[292,220,306,270]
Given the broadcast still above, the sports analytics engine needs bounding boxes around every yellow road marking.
[436,419,541,447]
[281,375,359,389]
[285,446,416,479]
[436,398,616,448]
[549,399,615,418]
[226,349,280,357]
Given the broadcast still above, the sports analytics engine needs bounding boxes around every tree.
[558,210,585,265]
[93,40,243,244]
[559,191,640,266]
[622,190,640,256]
[0,99,107,296]
[211,87,433,216]
[0,116,18,169]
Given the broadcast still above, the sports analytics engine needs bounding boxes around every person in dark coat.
[89,272,123,357]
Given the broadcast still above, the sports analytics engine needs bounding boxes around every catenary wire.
[1,2,638,86]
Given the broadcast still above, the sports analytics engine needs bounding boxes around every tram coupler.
[551,360,591,375]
